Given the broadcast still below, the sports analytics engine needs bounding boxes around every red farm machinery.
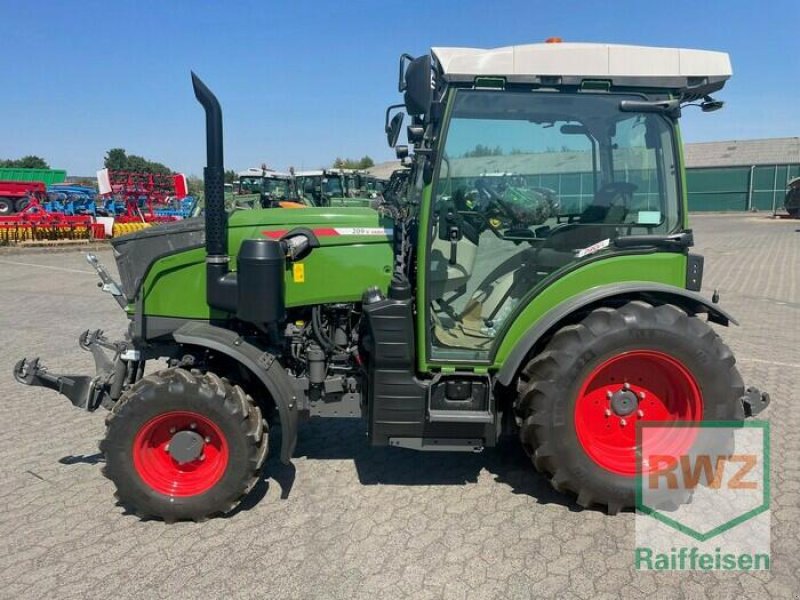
[0,181,102,243]
[97,170,194,236]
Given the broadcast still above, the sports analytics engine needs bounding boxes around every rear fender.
[173,322,298,464]
[495,282,737,387]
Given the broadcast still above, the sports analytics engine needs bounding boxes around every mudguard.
[173,322,298,464]
[495,282,738,387]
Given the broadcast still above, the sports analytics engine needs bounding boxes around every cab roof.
[431,43,731,95]
[237,167,289,178]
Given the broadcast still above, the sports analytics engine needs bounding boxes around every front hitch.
[13,357,102,410]
[13,329,139,411]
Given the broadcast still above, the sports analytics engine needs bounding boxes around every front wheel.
[100,368,268,521]
[516,301,744,514]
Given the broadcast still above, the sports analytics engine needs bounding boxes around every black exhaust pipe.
[192,72,237,312]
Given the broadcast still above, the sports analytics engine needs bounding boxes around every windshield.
[428,89,681,360]
[238,176,261,194]
[438,90,679,230]
[238,176,288,199]
[324,176,344,197]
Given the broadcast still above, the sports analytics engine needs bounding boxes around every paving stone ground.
[0,214,797,599]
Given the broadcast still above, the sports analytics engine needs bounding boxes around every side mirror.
[403,54,433,117]
[701,96,724,112]
[385,111,404,148]
[395,145,409,160]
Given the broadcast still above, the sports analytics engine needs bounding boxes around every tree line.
[2,151,377,187]
[332,156,374,169]
[0,156,50,169]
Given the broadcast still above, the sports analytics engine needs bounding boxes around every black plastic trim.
[173,322,298,464]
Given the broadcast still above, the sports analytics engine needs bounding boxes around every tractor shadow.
[279,418,578,512]
[56,421,581,518]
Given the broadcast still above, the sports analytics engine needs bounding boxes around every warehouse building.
[685,137,800,212]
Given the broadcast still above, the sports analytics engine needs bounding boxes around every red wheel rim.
[133,411,229,497]
[574,350,703,476]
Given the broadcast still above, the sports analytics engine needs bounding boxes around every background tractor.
[235,167,298,209]
[14,42,768,521]
[294,169,377,208]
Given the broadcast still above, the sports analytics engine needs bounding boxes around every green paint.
[415,182,434,371]
[415,252,686,372]
[674,124,690,229]
[140,207,394,319]
[490,253,686,367]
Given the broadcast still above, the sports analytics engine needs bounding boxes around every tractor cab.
[294,169,374,207]
[386,42,732,364]
[236,167,294,208]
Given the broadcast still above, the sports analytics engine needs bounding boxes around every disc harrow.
[0,199,104,243]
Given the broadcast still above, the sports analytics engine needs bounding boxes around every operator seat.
[533,182,636,271]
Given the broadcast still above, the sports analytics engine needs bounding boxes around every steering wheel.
[474,180,515,220]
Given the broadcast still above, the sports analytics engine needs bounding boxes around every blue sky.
[2,0,798,176]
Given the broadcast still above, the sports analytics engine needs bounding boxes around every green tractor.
[294,169,376,208]
[234,167,297,209]
[14,42,769,521]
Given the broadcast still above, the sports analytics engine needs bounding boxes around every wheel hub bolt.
[204,436,211,443]
[637,410,644,418]
[623,382,631,390]
[638,391,646,400]
[620,418,627,427]
[169,427,176,434]
[190,422,197,430]
[604,408,612,417]
[606,391,613,399]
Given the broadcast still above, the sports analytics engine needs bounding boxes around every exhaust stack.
[192,72,237,312]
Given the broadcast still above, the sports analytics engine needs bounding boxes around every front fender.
[495,282,737,387]
[173,322,298,464]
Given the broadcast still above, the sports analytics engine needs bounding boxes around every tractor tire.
[100,368,268,522]
[0,197,13,215]
[14,197,30,213]
[516,301,744,514]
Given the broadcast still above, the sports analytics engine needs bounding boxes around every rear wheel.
[100,368,268,521]
[516,301,744,514]
[0,198,13,215]
[14,196,30,212]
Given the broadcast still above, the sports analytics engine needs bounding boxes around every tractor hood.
[111,208,393,302]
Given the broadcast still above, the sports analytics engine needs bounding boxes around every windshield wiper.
[619,99,680,117]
